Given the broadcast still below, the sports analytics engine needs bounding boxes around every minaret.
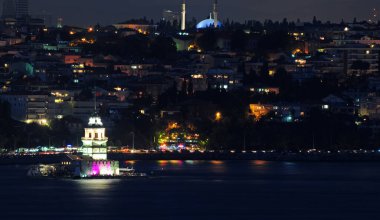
[181,0,186,31]
[213,0,218,28]
[369,8,378,24]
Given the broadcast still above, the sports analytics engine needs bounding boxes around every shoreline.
[1,152,380,165]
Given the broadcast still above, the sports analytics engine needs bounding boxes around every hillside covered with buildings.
[1,1,380,152]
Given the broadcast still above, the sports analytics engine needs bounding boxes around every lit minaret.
[181,0,186,31]
[213,0,218,28]
[369,8,378,24]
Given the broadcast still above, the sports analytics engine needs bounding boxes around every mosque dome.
[196,18,222,29]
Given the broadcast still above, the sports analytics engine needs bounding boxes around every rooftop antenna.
[93,83,97,114]
[369,8,378,23]
[94,90,97,113]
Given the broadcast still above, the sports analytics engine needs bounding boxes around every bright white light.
[88,117,103,126]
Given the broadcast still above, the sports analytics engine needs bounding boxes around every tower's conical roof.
[87,112,104,127]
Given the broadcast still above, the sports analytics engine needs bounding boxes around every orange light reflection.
[210,160,224,165]
[252,160,268,166]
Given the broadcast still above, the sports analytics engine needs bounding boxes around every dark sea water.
[1,160,380,220]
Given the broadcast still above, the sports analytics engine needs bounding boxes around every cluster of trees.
[83,34,177,63]
[195,28,292,55]
[0,101,48,149]
[94,65,378,150]
[0,82,376,151]
[207,113,371,151]
[351,60,371,75]
[0,101,84,150]
[147,85,374,150]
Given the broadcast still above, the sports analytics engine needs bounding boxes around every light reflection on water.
[125,160,136,166]
[210,160,224,165]
[1,162,380,219]
[282,162,299,174]
[126,160,275,172]
[249,160,271,173]
[74,179,121,191]
[252,160,269,166]
[157,160,194,167]
[185,160,196,165]
[169,160,183,165]
[209,160,226,173]
[123,160,304,176]
[157,160,169,166]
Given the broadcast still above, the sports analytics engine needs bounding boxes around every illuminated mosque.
[181,0,222,30]
[196,17,222,29]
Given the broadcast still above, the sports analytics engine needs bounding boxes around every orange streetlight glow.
[215,112,222,121]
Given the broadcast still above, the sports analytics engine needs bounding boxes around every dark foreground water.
[1,160,380,220]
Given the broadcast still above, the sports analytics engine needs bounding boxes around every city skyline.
[1,0,380,219]
[24,0,379,27]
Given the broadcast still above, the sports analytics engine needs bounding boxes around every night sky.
[26,0,379,27]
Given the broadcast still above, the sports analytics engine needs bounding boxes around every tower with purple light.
[81,113,108,160]
[76,113,119,178]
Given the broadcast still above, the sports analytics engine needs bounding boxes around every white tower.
[57,17,63,28]
[181,0,186,31]
[81,114,108,160]
[213,0,218,28]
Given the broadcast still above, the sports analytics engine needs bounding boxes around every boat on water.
[27,165,56,177]
[119,167,148,177]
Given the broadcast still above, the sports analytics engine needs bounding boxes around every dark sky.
[26,0,379,27]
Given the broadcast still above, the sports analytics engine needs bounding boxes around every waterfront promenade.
[1,151,380,165]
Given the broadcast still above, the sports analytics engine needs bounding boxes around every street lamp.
[130,132,135,152]
[215,112,222,121]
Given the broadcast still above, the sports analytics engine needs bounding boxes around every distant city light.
[215,112,222,121]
